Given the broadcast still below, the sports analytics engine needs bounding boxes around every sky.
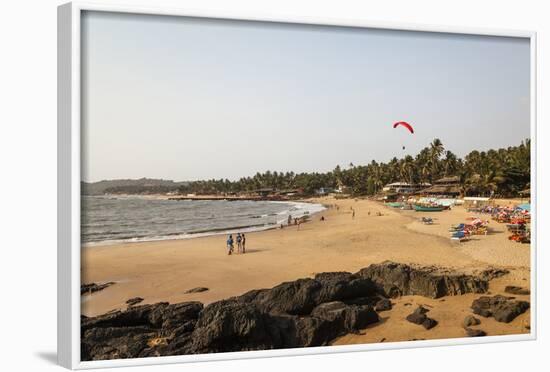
[81,11,531,182]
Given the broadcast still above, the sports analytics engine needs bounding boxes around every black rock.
[310,301,379,331]
[462,315,480,328]
[422,318,438,330]
[375,298,392,312]
[406,312,426,325]
[465,328,486,337]
[126,297,144,306]
[238,275,378,316]
[184,287,209,294]
[189,300,280,353]
[406,306,437,329]
[81,282,115,295]
[81,261,506,360]
[504,286,530,295]
[405,306,429,325]
[81,301,203,360]
[356,261,505,299]
[471,295,530,323]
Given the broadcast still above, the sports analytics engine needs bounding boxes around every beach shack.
[463,196,491,209]
[279,189,303,198]
[315,187,336,196]
[382,182,431,194]
[419,176,461,197]
[254,188,274,198]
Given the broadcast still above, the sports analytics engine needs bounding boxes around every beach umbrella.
[517,203,530,212]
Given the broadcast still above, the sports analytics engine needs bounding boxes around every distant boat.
[413,204,445,212]
[386,202,404,208]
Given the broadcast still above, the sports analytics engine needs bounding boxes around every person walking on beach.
[241,233,246,253]
[226,234,234,255]
[288,214,292,225]
[352,209,356,219]
[236,233,243,253]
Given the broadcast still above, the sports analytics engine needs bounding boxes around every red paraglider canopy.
[393,121,414,134]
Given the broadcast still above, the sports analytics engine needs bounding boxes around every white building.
[382,182,431,194]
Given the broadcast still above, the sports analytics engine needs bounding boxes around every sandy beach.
[81,197,531,342]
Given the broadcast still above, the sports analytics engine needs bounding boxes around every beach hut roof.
[434,176,460,184]
[419,184,461,195]
[255,188,274,192]
[385,182,431,188]
[385,182,412,187]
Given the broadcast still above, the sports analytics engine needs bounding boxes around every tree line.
[175,139,530,198]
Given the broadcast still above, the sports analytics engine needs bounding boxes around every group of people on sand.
[279,214,303,230]
[226,233,246,255]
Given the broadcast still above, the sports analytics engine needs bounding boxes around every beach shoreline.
[81,197,326,247]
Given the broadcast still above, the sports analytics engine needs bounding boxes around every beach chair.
[421,217,434,225]
[471,226,488,235]
[450,230,469,242]
[506,223,526,233]
[509,231,530,243]
[449,223,465,232]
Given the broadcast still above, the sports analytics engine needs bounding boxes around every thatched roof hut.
[419,184,461,196]
[434,176,460,184]
[419,176,461,196]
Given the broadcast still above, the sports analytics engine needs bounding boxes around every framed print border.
[58,1,537,369]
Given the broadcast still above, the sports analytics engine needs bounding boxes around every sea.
[81,196,325,246]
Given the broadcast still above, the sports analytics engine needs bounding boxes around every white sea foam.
[82,200,326,247]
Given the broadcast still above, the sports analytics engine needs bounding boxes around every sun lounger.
[449,223,465,232]
[509,231,530,243]
[450,230,469,242]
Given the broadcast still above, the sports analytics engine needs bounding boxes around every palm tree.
[442,150,459,176]
[428,138,444,181]
[399,156,415,185]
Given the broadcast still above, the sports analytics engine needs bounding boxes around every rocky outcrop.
[356,261,507,299]
[471,295,530,323]
[81,282,115,295]
[81,302,203,360]
[81,262,506,360]
[80,272,380,360]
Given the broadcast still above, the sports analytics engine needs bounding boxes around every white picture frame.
[58,1,537,369]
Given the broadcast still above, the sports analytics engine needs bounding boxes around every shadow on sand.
[234,248,262,254]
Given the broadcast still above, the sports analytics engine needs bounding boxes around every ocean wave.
[82,200,326,247]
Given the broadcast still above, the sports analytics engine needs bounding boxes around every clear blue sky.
[81,11,530,182]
